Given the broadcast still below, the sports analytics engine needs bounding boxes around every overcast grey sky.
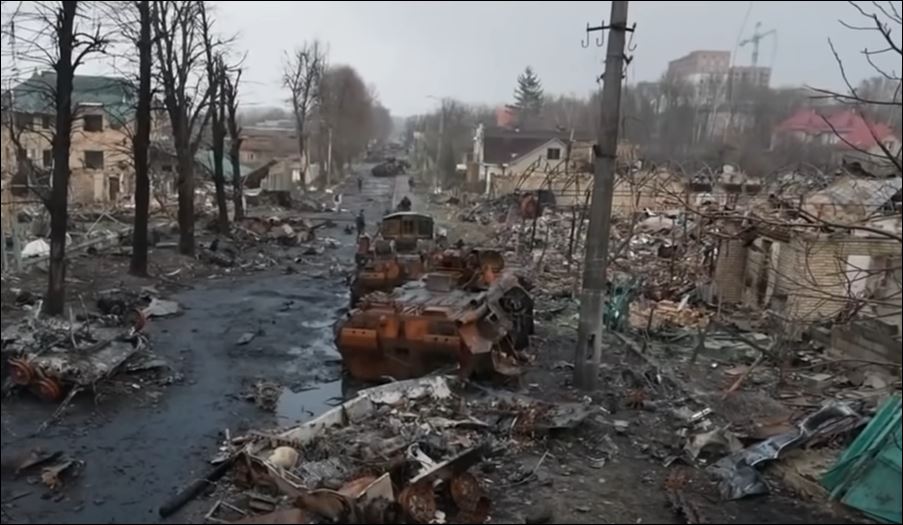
[216,1,895,116]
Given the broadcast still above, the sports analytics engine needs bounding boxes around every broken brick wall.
[766,235,901,323]
[830,320,901,365]
[713,237,748,304]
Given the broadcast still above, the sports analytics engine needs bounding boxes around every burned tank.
[335,270,533,382]
[351,212,440,306]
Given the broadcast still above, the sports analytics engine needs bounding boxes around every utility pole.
[435,103,445,193]
[326,127,333,186]
[575,1,631,390]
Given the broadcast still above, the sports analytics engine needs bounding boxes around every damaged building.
[1,72,147,206]
[712,175,902,364]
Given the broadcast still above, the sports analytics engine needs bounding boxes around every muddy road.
[0,170,403,524]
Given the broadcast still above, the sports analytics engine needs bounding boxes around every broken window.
[84,150,105,169]
[42,149,53,169]
[14,112,33,129]
[547,148,561,160]
[83,114,103,132]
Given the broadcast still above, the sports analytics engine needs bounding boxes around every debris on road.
[4,316,149,402]
[142,298,182,319]
[213,375,594,523]
[236,332,258,346]
[40,459,81,490]
[243,381,281,412]
[709,402,864,500]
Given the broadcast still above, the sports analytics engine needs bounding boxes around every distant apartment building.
[665,50,770,103]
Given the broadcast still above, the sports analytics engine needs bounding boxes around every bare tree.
[222,64,243,220]
[811,1,902,174]
[283,40,325,176]
[152,0,211,256]
[319,65,372,176]
[5,1,111,315]
[199,4,228,232]
[127,0,153,276]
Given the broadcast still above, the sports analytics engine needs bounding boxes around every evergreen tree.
[513,66,544,118]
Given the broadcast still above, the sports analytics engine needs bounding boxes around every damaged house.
[1,72,145,206]
[712,175,902,363]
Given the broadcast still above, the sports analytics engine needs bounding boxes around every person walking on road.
[357,176,363,193]
[355,210,366,236]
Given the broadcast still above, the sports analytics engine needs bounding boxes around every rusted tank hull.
[336,273,533,382]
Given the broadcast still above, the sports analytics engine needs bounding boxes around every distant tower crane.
[739,21,775,67]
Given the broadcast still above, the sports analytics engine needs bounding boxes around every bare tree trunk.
[212,136,228,232]
[207,56,227,232]
[44,2,77,316]
[130,0,152,277]
[223,67,244,221]
[296,132,306,172]
[229,142,243,220]
[176,135,195,256]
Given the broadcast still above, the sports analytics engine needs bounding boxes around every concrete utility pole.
[575,0,631,390]
[326,127,333,185]
[435,104,445,193]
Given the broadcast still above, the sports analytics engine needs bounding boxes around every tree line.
[409,55,900,188]
[282,41,392,182]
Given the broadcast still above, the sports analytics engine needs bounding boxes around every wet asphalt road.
[0,170,402,524]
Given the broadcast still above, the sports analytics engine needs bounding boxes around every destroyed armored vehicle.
[351,212,439,305]
[371,157,409,177]
[337,263,534,382]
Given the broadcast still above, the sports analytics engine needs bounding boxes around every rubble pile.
[211,376,596,524]
[443,192,716,322]
[233,216,319,247]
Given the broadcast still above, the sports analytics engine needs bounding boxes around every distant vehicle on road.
[371,157,409,177]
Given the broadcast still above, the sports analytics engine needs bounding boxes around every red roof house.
[774,108,899,153]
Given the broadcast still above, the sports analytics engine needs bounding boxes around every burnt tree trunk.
[211,123,228,232]
[130,0,153,277]
[229,141,243,220]
[209,66,228,233]
[223,69,244,221]
[176,131,195,256]
[44,2,77,316]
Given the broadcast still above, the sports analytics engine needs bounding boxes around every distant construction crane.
[739,21,775,67]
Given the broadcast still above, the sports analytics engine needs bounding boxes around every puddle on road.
[276,380,342,424]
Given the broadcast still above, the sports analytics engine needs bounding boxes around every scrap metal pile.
[211,376,596,524]
[438,192,719,330]
[2,292,174,404]
[339,211,534,382]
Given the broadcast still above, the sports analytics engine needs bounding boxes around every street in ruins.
[2,1,902,525]
[1,169,398,523]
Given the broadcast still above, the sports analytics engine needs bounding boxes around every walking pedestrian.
[355,210,366,236]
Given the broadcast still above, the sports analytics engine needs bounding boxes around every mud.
[0,169,397,524]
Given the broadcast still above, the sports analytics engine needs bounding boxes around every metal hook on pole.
[626,23,638,52]
[580,23,591,48]
[581,21,607,49]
